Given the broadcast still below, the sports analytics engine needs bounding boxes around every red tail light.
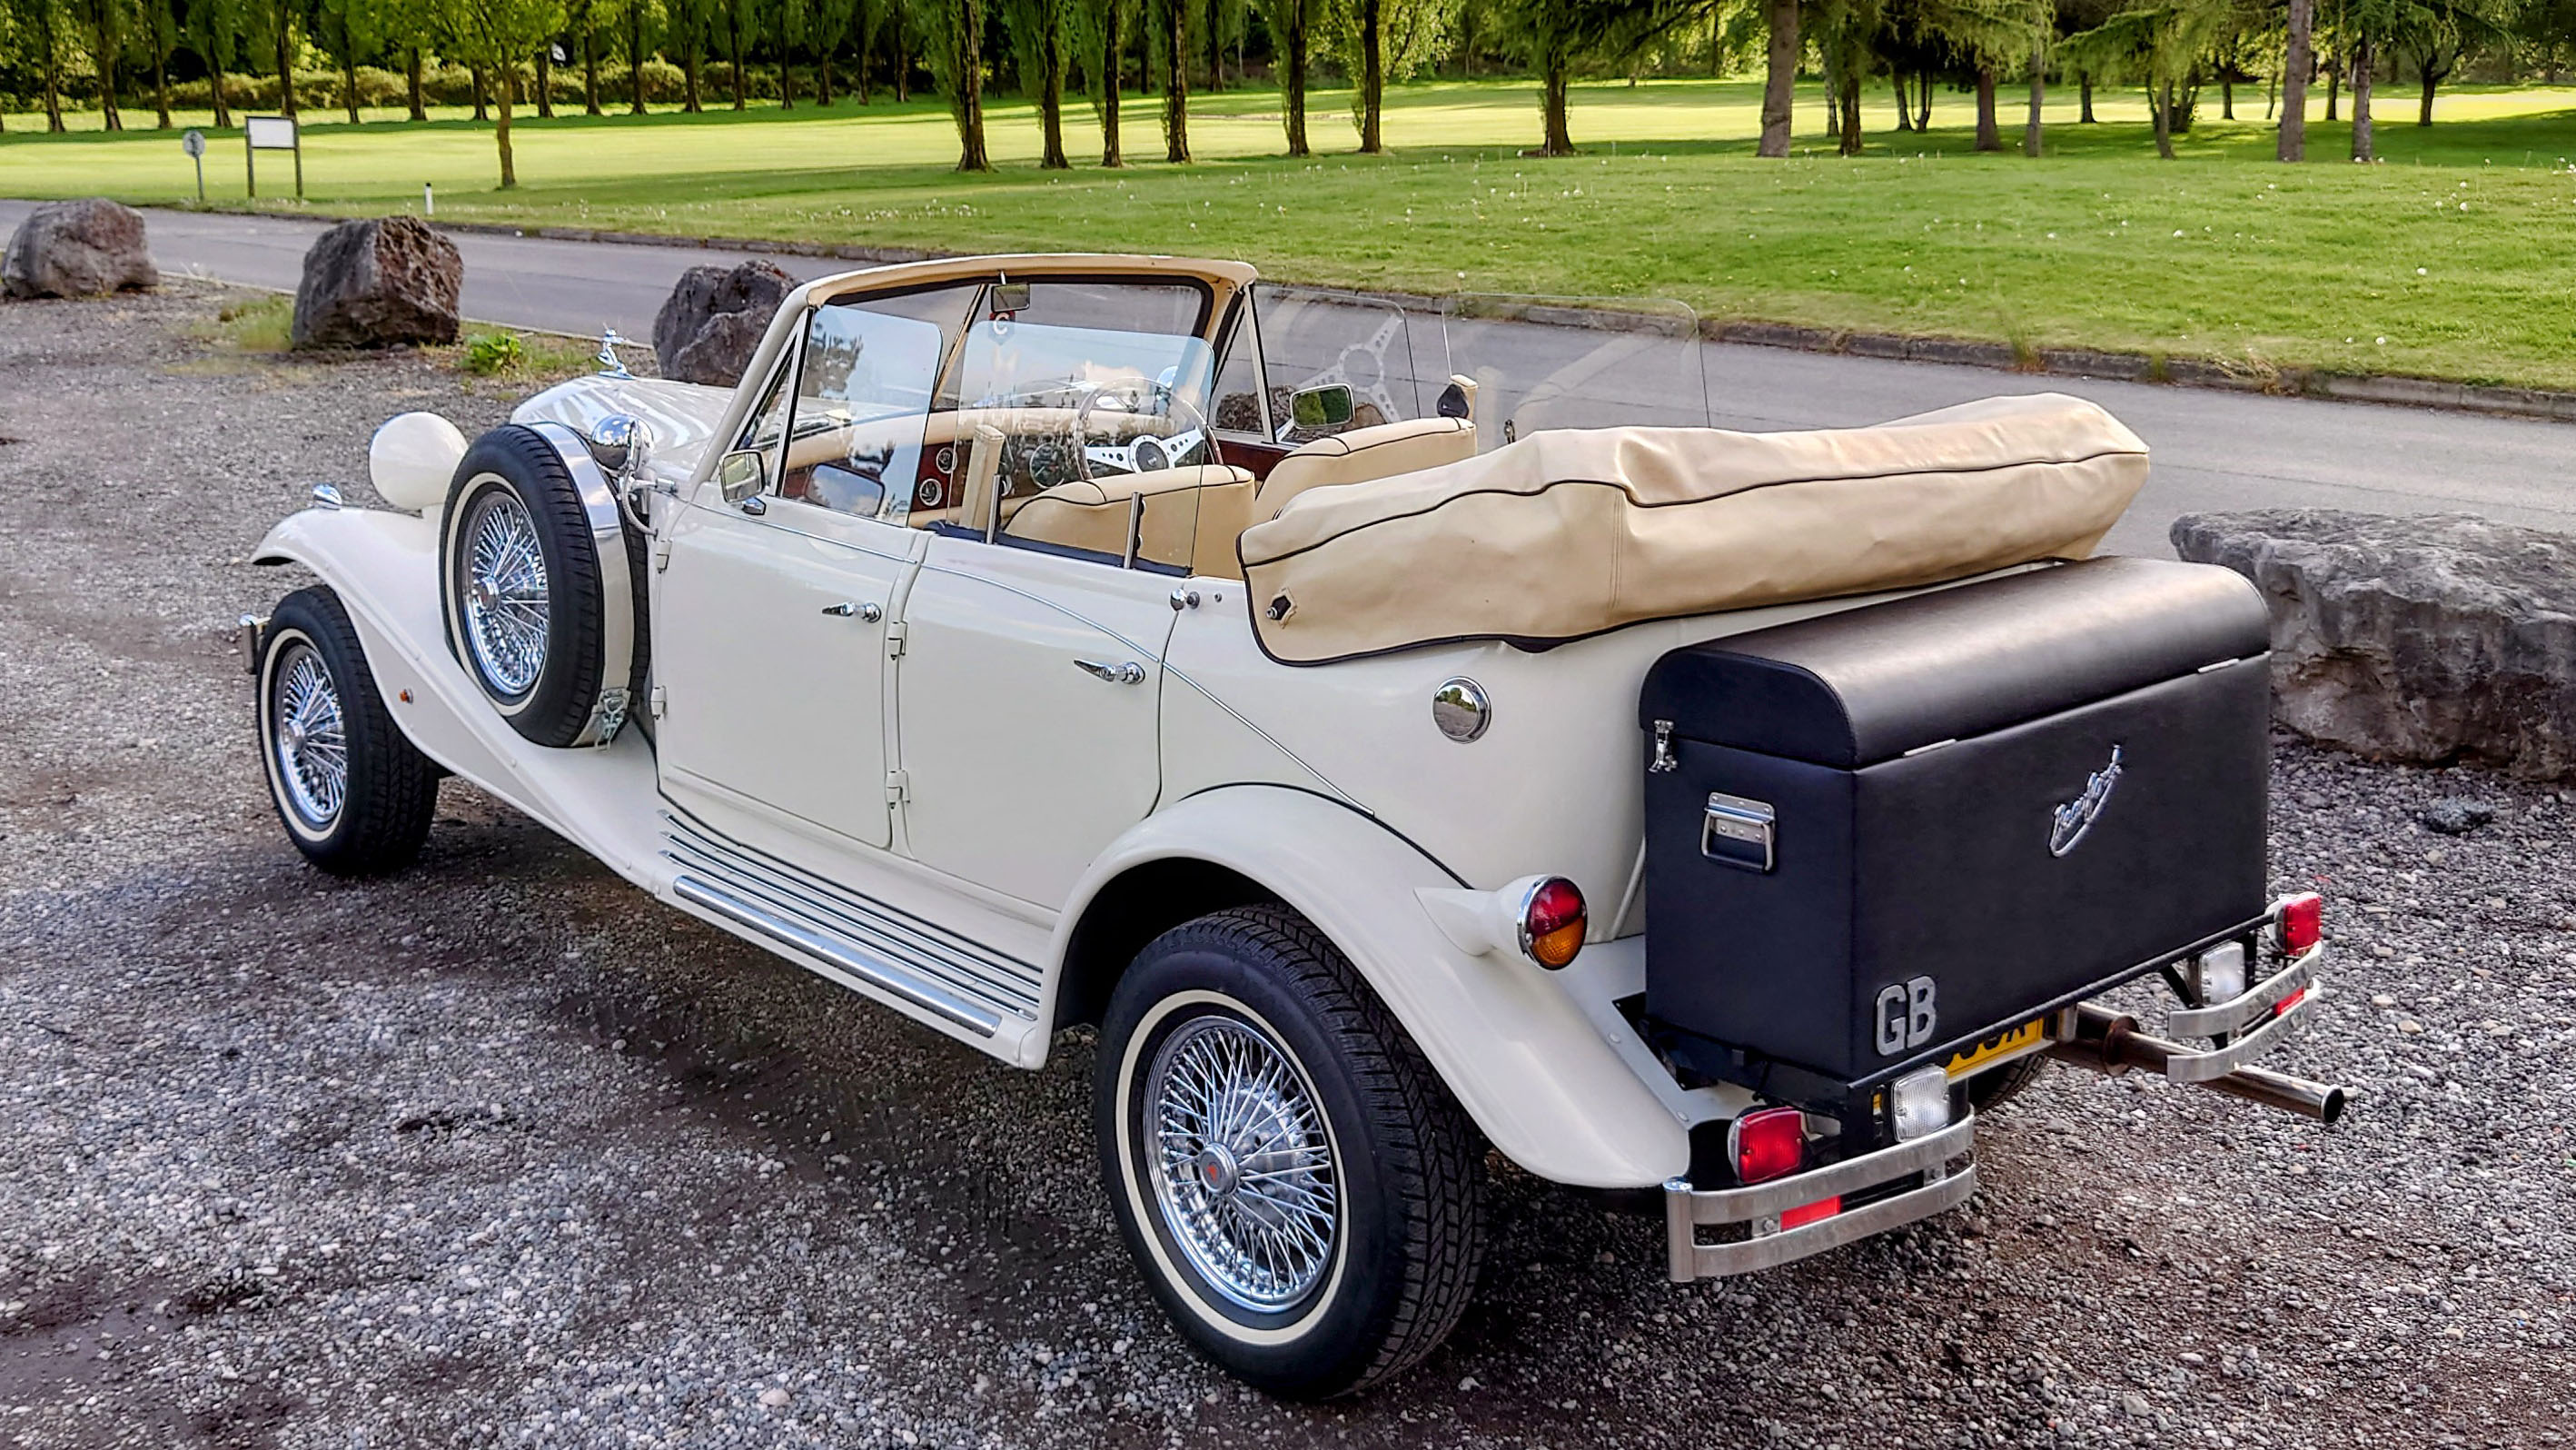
[1781,1196,1841,1229]
[1730,1107,1808,1185]
[1519,877,1587,969]
[2277,893,2323,954]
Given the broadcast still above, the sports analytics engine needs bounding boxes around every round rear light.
[1518,877,1587,969]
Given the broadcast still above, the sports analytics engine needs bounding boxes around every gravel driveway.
[1,287,2568,1450]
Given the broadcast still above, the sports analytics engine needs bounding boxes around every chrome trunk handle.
[1075,659,1146,685]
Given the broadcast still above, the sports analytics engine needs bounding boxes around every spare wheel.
[441,422,646,748]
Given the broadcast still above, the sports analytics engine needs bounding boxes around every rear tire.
[1097,906,1483,1398]
[256,586,439,876]
[1967,1054,2049,1113]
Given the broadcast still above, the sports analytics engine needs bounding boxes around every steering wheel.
[1073,382,1209,482]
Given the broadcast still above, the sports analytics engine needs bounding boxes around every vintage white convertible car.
[244,253,2344,1396]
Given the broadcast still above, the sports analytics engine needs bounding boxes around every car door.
[892,533,1179,908]
[654,307,945,851]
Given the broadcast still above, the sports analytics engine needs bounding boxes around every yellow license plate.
[1945,1018,2046,1080]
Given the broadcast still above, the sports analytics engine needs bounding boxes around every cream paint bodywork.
[262,253,1998,1190]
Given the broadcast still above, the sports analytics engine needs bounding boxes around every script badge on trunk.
[2048,744,2125,858]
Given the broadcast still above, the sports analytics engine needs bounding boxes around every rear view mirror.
[1290,383,1354,431]
[717,448,768,503]
[991,280,1032,314]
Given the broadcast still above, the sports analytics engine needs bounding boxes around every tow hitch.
[2047,1000,2348,1124]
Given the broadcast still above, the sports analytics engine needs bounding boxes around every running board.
[661,809,1044,1040]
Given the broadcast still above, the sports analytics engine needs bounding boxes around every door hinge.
[649,684,668,720]
[884,770,910,804]
[651,536,672,572]
[884,621,908,659]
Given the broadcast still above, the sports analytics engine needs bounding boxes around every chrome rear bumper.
[1661,1113,1977,1282]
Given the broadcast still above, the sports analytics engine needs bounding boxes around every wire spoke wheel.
[1144,1013,1342,1314]
[269,640,348,829]
[460,487,550,698]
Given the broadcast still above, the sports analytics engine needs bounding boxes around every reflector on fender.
[1781,1197,1840,1229]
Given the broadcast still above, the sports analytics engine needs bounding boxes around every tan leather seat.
[1004,464,1255,579]
[1255,416,1478,518]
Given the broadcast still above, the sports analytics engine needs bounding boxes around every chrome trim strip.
[2163,980,2313,1084]
[2168,945,2321,1038]
[1669,1112,1977,1228]
[673,874,1004,1038]
[1669,1169,1967,1282]
[659,810,1040,1020]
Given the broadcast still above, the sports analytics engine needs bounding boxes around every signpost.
[244,115,302,200]
[182,129,206,203]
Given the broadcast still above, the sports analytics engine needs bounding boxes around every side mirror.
[1436,375,1475,420]
[717,448,768,503]
[1289,383,1355,431]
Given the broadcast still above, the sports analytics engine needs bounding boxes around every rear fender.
[1049,784,1687,1188]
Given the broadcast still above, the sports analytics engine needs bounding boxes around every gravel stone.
[2417,799,2497,836]
[2,288,2571,1447]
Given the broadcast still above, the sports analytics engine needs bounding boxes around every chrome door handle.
[1075,659,1146,685]
[821,601,883,621]
[738,496,768,516]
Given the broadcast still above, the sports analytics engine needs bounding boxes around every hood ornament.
[2049,744,2125,858]
[596,327,635,379]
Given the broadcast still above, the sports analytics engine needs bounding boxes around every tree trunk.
[342,53,359,123]
[585,29,601,114]
[2222,74,2233,118]
[537,46,554,116]
[2417,57,2439,125]
[629,13,648,112]
[2277,0,2310,160]
[212,60,233,129]
[408,47,427,120]
[2151,81,2174,158]
[1283,4,1307,156]
[2080,71,2095,122]
[152,25,173,127]
[728,5,746,109]
[894,30,908,102]
[497,69,518,186]
[1164,0,1189,162]
[1917,74,1929,127]
[818,52,834,105]
[2349,37,2373,160]
[39,0,66,133]
[1893,71,1912,132]
[1540,40,1572,154]
[1358,0,1382,153]
[1101,2,1123,164]
[473,65,490,120]
[273,0,292,116]
[780,45,797,109]
[1974,67,2000,151]
[1837,66,1860,155]
[2024,43,2044,155]
[954,0,990,168]
[2324,53,2337,120]
[1757,0,1795,156]
[1038,3,1066,168]
[683,42,701,112]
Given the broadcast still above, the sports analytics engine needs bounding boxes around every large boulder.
[2,198,158,299]
[2173,509,2576,778]
[653,260,795,386]
[291,216,462,350]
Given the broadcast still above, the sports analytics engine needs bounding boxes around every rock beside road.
[292,215,462,349]
[654,260,794,385]
[1,196,158,298]
[2175,509,2576,779]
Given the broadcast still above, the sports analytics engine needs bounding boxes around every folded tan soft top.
[1235,392,2150,664]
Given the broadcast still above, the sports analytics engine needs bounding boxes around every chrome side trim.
[1662,1113,1977,1283]
[2168,945,2320,1038]
[673,875,1003,1038]
[659,810,1041,1026]
[524,420,636,748]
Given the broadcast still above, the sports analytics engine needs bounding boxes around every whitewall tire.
[255,586,440,876]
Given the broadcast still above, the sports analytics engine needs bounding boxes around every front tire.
[1097,906,1484,1398]
[256,586,440,876]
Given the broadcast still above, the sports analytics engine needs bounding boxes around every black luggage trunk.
[1639,557,2274,1107]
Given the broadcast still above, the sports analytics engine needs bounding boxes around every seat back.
[1255,416,1478,517]
[1003,464,1256,578]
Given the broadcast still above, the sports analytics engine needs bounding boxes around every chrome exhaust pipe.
[2047,1003,2348,1126]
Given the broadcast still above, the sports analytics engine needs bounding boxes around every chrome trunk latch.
[1650,720,1679,773]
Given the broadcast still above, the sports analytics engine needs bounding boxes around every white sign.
[181,128,206,158]
[245,115,297,150]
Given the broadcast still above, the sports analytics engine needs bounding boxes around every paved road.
[7,199,2566,558]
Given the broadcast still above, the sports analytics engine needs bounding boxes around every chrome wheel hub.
[1144,1014,1340,1313]
[271,641,347,829]
[461,488,548,698]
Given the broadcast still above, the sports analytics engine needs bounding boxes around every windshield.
[1441,294,1710,450]
[956,319,1214,414]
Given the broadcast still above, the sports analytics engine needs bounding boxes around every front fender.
[1051,784,1687,1188]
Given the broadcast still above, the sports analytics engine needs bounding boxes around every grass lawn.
[7,77,2576,390]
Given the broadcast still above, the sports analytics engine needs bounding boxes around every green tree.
[2062,0,2234,156]
[441,0,569,185]
[1334,0,1450,151]
[1253,0,1318,153]
[1490,0,1689,157]
[718,0,748,104]
[1086,0,1127,162]
[620,0,663,109]
[669,0,712,106]
[72,0,126,129]
[914,0,992,167]
[313,0,381,122]
[1157,0,1185,159]
[184,0,252,126]
[6,0,71,130]
[139,0,177,124]
[1003,0,1073,164]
